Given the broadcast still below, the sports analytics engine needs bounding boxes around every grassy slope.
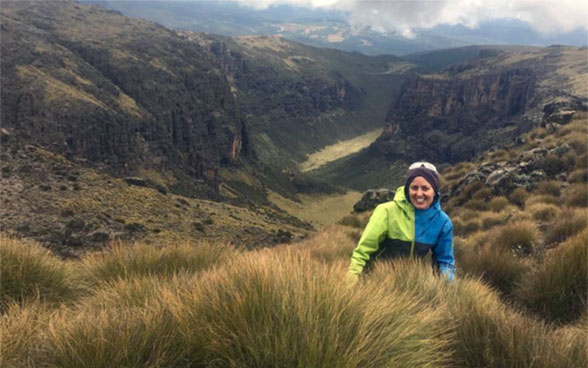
[2,115,585,367]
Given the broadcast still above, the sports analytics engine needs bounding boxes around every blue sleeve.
[432,220,455,281]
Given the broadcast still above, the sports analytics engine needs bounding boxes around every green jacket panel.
[348,187,414,275]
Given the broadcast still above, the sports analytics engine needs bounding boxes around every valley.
[298,128,383,172]
[1,1,587,367]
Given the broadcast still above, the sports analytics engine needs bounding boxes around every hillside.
[311,46,588,190]
[1,0,247,200]
[2,115,586,367]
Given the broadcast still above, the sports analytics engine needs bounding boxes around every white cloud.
[228,0,588,36]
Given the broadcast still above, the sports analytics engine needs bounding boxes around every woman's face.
[409,176,435,210]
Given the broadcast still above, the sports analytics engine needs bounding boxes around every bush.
[563,183,588,207]
[487,196,510,212]
[545,208,587,244]
[516,230,588,324]
[79,241,240,286]
[536,180,561,197]
[527,203,560,222]
[0,236,79,309]
[493,220,539,254]
[509,188,528,207]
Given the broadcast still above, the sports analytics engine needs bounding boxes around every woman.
[348,162,455,282]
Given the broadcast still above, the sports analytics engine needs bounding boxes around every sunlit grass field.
[1,222,586,367]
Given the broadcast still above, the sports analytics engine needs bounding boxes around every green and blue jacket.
[349,186,455,280]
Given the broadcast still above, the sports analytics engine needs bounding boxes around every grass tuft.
[516,230,588,324]
[0,235,80,309]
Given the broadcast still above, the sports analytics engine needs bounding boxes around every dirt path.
[298,128,383,172]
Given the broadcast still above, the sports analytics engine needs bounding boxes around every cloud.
[229,0,588,36]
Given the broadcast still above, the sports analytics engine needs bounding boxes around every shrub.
[563,183,588,207]
[487,196,510,212]
[509,188,528,207]
[545,208,587,244]
[536,180,561,197]
[79,241,240,286]
[516,230,588,324]
[492,220,539,254]
[527,203,560,222]
[0,236,79,309]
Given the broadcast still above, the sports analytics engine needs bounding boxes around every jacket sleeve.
[348,204,389,277]
[432,219,455,281]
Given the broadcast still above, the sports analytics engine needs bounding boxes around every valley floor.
[298,128,383,172]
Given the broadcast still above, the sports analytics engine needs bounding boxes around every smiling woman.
[348,161,455,283]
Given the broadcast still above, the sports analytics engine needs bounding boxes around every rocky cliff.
[376,46,588,164]
[1,0,246,196]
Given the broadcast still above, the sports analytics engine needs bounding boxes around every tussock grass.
[563,183,588,207]
[40,304,182,368]
[0,302,53,368]
[173,253,451,368]
[337,214,364,228]
[536,180,561,197]
[487,196,510,212]
[527,202,560,222]
[568,168,588,183]
[478,211,505,230]
[545,208,587,244]
[525,194,559,206]
[0,235,80,309]
[446,279,586,368]
[509,188,528,207]
[79,241,240,286]
[516,230,588,324]
[281,224,356,263]
[493,220,539,254]
[459,244,531,296]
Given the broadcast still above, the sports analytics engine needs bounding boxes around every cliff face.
[1,0,246,192]
[183,33,406,167]
[376,47,587,164]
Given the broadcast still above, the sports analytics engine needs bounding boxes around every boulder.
[353,188,396,212]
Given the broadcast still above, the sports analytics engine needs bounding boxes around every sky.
[227,0,588,37]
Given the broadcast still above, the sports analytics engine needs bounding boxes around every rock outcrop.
[374,47,588,165]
